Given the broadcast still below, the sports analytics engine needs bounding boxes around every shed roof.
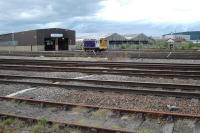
[0,28,73,36]
[131,33,149,41]
[105,33,126,41]
[124,34,138,40]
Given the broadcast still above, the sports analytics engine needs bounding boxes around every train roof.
[83,39,97,41]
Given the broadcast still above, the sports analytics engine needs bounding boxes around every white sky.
[96,0,200,24]
[1,0,200,35]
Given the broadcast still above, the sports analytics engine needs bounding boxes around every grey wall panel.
[0,30,37,46]
[14,30,37,46]
[0,28,75,48]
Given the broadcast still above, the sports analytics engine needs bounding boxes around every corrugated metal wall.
[0,28,75,47]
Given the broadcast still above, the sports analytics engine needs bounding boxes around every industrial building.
[105,33,154,46]
[124,33,155,44]
[162,34,190,42]
[0,28,75,51]
[105,33,127,45]
[163,31,200,43]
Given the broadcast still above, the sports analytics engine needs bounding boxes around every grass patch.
[31,117,48,133]
[111,124,121,130]
[0,118,86,133]
[139,128,159,133]
[51,123,59,131]
[0,118,21,133]
[177,42,200,50]
[77,119,87,125]
[2,118,16,126]
[156,40,200,50]
[1,128,18,133]
[71,107,88,114]
[92,109,112,118]
[177,129,184,133]
[15,101,29,108]
[68,128,83,133]
[121,115,130,120]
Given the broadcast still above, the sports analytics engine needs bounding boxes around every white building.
[163,34,190,41]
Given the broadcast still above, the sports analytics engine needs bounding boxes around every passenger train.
[83,38,108,52]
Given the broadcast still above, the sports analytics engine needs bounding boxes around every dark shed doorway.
[58,38,68,50]
[44,38,55,51]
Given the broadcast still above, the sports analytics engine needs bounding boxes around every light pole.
[138,39,141,58]
[9,31,14,53]
[12,31,15,45]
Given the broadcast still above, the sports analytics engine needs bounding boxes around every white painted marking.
[6,87,37,97]
[53,82,60,84]
[74,75,94,79]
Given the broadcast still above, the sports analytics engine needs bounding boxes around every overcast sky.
[1,0,200,36]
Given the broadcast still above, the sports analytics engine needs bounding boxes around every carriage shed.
[105,33,154,49]
[0,28,75,51]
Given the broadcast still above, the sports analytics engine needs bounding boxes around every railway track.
[0,64,200,80]
[0,74,199,98]
[0,58,200,70]
[0,96,199,132]
[1,50,200,59]
[0,58,199,132]
[0,97,136,133]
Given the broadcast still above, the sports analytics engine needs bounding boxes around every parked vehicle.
[83,38,108,52]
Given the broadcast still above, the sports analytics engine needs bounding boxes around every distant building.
[163,34,190,42]
[105,33,127,45]
[125,33,155,44]
[0,28,75,51]
[104,33,154,46]
[163,31,200,43]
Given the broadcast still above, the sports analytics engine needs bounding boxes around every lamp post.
[138,39,141,58]
[11,31,15,52]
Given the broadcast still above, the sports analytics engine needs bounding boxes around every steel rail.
[0,50,200,60]
[0,58,200,69]
[0,66,200,79]
[0,58,199,66]
[1,50,200,59]
[0,79,199,98]
[0,96,199,118]
[0,64,200,77]
[0,113,136,133]
[0,65,200,79]
[1,96,199,132]
[0,59,200,67]
[0,74,200,91]
[1,58,200,66]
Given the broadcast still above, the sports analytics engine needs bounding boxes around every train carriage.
[99,38,108,50]
[83,38,108,52]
